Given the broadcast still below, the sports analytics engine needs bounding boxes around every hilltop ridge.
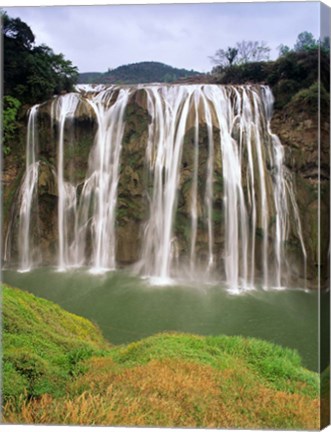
[78,61,202,84]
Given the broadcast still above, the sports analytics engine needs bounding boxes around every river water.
[2,268,319,371]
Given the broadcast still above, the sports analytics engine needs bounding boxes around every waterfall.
[139,84,305,290]
[6,84,308,291]
[202,86,249,292]
[53,93,81,271]
[189,91,200,273]
[239,88,257,288]
[50,86,131,273]
[201,89,215,272]
[262,86,307,288]
[141,85,196,283]
[75,87,131,273]
[17,105,40,272]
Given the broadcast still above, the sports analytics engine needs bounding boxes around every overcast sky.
[4,1,324,73]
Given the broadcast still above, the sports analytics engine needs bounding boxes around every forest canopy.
[2,11,79,153]
[2,11,79,106]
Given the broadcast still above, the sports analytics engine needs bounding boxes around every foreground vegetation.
[2,284,320,429]
[2,284,108,402]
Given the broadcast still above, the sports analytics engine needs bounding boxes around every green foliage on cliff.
[3,96,21,155]
[79,61,201,85]
[2,10,79,162]
[289,81,330,114]
[211,31,330,112]
[2,11,79,106]
[212,49,329,110]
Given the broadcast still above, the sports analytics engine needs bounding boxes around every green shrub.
[289,82,329,114]
[3,95,21,155]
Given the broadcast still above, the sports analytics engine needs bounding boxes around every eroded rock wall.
[271,104,329,288]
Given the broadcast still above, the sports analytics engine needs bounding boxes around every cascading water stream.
[239,87,257,288]
[141,86,196,283]
[17,105,40,272]
[248,90,269,289]
[76,87,131,273]
[47,87,131,273]
[205,86,249,293]
[189,91,200,273]
[201,90,215,272]
[262,86,307,288]
[53,93,81,271]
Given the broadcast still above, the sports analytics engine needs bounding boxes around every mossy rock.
[38,161,57,196]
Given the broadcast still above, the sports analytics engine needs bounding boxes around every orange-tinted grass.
[3,358,319,429]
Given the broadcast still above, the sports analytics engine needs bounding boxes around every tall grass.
[3,358,319,429]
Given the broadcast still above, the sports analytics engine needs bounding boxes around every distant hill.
[78,61,202,85]
[77,72,103,84]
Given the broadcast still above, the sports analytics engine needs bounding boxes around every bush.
[3,95,21,155]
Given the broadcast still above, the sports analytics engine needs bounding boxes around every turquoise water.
[2,268,319,371]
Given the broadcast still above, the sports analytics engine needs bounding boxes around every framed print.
[1,1,330,429]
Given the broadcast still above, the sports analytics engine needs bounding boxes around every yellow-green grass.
[2,284,320,429]
[2,284,109,400]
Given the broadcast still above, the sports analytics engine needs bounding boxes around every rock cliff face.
[2,84,329,289]
[271,103,329,288]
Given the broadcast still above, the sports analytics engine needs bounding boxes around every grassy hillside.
[2,284,320,429]
[2,284,108,401]
[78,61,201,85]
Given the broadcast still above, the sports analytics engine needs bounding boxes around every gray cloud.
[5,2,320,73]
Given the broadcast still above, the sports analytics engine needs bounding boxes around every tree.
[2,11,35,49]
[277,32,329,58]
[209,47,239,67]
[2,11,79,105]
[3,96,21,154]
[294,31,318,52]
[225,47,239,65]
[235,40,271,63]
[278,44,291,57]
[320,36,330,53]
[210,41,270,68]
[31,44,79,95]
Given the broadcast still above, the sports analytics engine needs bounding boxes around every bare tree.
[235,40,271,64]
[209,47,238,67]
[210,41,270,67]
